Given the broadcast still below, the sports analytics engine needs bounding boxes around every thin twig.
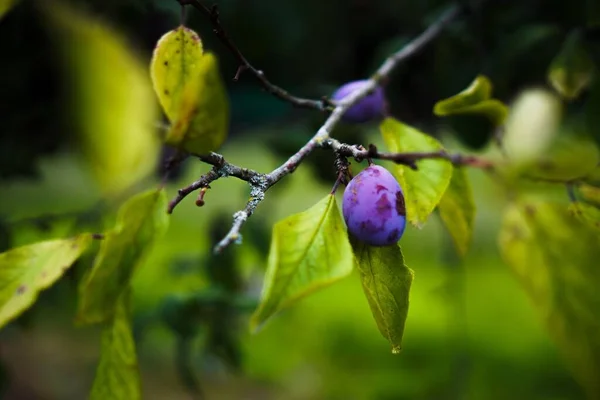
[176,0,328,111]
[167,152,262,214]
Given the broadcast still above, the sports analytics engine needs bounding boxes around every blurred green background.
[1,0,597,399]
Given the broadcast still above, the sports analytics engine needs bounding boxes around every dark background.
[0,0,598,399]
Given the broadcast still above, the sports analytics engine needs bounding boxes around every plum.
[342,165,406,246]
[331,80,386,123]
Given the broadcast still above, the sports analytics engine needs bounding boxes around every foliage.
[90,292,141,400]
[499,201,600,399]
[250,194,354,331]
[0,234,92,328]
[150,26,229,154]
[44,2,161,195]
[438,167,475,257]
[351,240,413,354]
[380,117,453,227]
[77,189,169,324]
[1,0,600,399]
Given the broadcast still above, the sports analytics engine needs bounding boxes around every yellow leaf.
[151,27,229,154]
[0,234,92,328]
[44,2,161,195]
[499,201,600,399]
[150,26,204,122]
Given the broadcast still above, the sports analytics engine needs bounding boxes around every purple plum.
[331,80,386,123]
[342,165,406,246]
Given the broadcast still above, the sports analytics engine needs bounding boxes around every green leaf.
[569,201,600,231]
[583,165,600,186]
[44,3,161,194]
[151,27,229,154]
[0,0,19,20]
[77,189,169,324]
[434,75,508,126]
[548,30,595,100]
[380,117,453,227]
[351,240,413,354]
[90,292,140,400]
[498,201,600,399]
[250,194,354,330]
[438,168,475,257]
[577,183,600,207]
[0,235,92,329]
[526,133,600,182]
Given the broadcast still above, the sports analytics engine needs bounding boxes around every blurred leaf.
[569,201,600,231]
[351,239,413,354]
[0,234,92,329]
[77,189,169,324]
[578,183,600,207]
[583,165,600,186]
[380,117,453,227]
[435,75,492,109]
[548,30,595,100]
[250,194,354,331]
[503,89,562,165]
[526,134,600,182]
[45,3,161,194]
[434,75,508,126]
[90,292,140,400]
[151,26,229,154]
[498,201,600,399]
[438,168,475,257]
[0,0,18,20]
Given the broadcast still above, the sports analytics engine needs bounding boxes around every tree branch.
[168,4,471,253]
[175,0,329,111]
[325,140,494,170]
[167,152,262,214]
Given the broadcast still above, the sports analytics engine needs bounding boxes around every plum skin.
[342,165,406,246]
[331,80,386,123]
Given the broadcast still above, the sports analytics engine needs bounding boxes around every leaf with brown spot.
[0,234,93,328]
[150,26,229,154]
